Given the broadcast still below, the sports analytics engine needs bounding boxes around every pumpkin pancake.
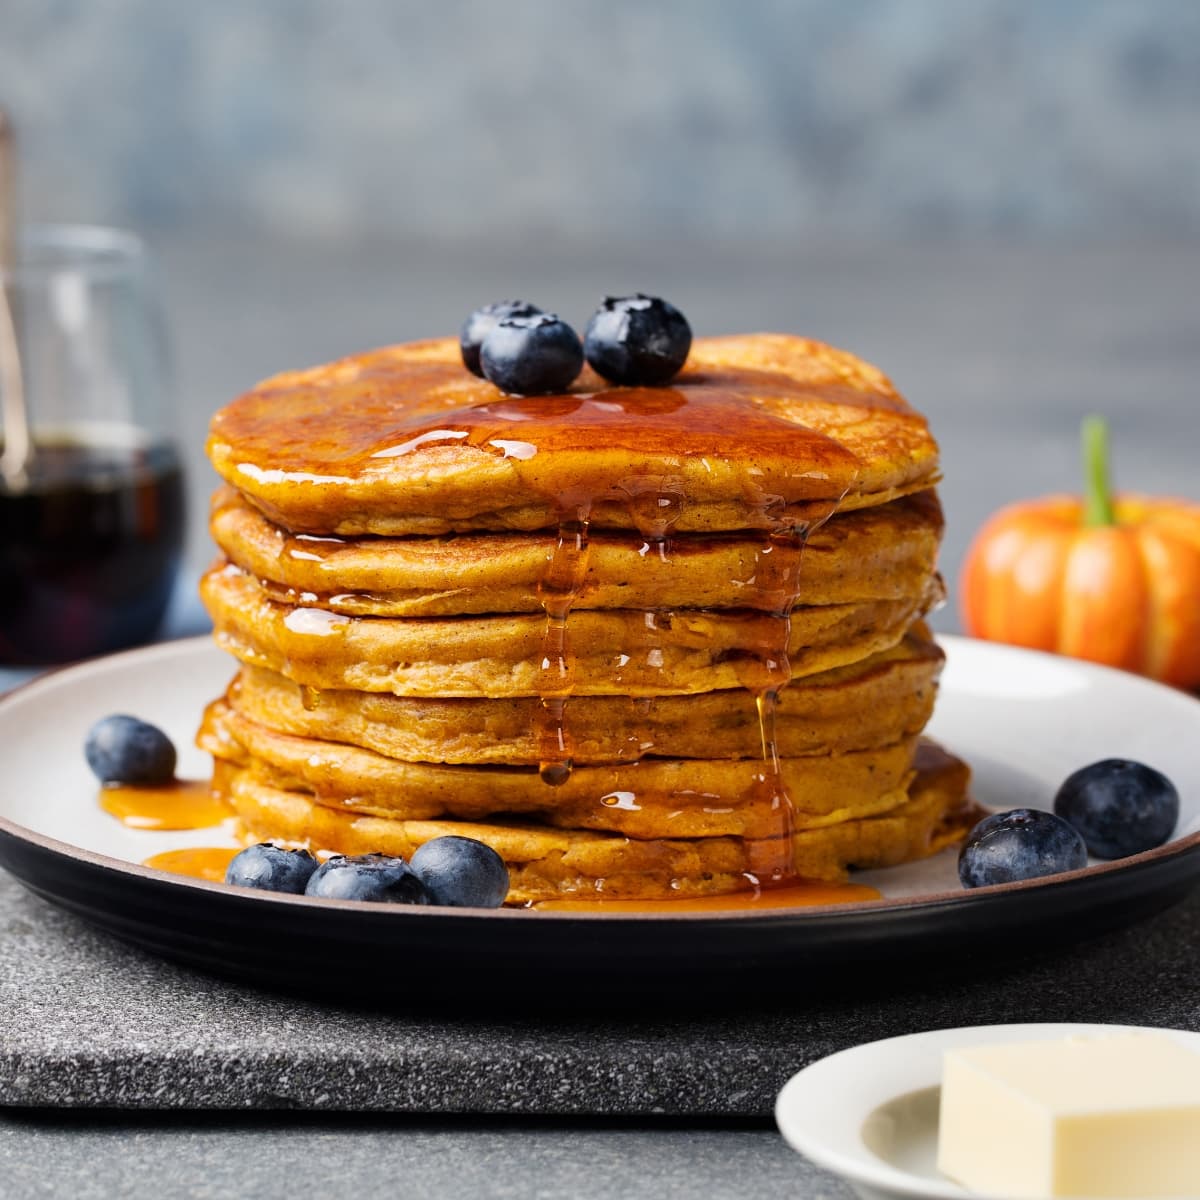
[210,487,944,617]
[201,563,943,698]
[206,334,940,537]
[212,741,972,900]
[224,629,942,764]
[200,696,922,839]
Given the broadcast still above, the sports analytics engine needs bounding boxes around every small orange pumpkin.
[961,417,1200,688]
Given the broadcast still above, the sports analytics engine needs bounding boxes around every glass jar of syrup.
[0,225,184,665]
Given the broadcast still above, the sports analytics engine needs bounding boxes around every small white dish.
[775,1023,1200,1200]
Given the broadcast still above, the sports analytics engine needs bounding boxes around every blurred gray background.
[3,0,1199,625]
[9,0,1200,240]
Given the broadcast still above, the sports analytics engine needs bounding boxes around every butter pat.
[937,1033,1200,1197]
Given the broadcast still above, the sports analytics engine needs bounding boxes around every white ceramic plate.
[0,635,1197,995]
[775,1022,1200,1200]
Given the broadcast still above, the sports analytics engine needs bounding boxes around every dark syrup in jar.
[0,434,185,664]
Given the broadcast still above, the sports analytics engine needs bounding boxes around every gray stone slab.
[2,870,1198,1116]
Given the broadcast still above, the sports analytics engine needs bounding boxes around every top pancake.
[207,334,940,536]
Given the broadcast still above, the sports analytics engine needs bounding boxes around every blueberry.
[85,714,176,785]
[410,836,510,908]
[460,300,543,376]
[583,294,692,386]
[958,808,1088,888]
[304,853,429,904]
[225,843,318,894]
[1054,758,1179,859]
[479,313,583,395]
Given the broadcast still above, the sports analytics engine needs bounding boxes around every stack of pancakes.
[197,333,970,903]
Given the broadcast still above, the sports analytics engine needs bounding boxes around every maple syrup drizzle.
[533,879,880,912]
[535,506,592,785]
[613,481,687,764]
[732,496,844,886]
[618,475,685,542]
[99,779,232,831]
[143,846,239,883]
[739,526,794,882]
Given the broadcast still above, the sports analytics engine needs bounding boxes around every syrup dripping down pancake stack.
[197,332,971,903]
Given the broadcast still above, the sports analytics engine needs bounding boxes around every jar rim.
[1,224,147,285]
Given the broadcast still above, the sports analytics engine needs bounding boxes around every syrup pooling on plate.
[143,846,239,882]
[99,779,231,831]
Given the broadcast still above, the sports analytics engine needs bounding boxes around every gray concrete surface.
[1,1113,850,1200]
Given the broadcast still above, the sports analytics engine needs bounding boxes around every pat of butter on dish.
[937,1032,1200,1197]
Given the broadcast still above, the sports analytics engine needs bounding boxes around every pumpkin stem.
[1082,415,1116,527]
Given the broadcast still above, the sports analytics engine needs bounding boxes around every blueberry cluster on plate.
[84,714,510,909]
[225,837,510,909]
[959,758,1180,888]
[460,294,692,395]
